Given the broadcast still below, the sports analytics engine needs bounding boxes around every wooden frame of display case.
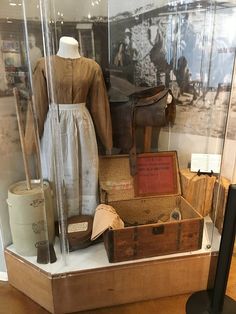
[5,248,217,314]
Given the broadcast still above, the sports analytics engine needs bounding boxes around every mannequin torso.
[30,36,112,217]
[57,36,81,59]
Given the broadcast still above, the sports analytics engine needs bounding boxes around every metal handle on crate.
[152,225,165,235]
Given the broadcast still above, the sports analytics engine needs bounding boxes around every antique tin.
[67,215,93,251]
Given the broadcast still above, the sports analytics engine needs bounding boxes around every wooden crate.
[99,153,204,263]
[180,168,216,217]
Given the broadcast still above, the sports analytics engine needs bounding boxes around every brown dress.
[28,56,112,218]
[32,55,112,150]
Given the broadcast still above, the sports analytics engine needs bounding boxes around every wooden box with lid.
[99,152,204,263]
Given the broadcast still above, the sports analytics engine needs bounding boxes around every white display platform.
[5,216,220,313]
[6,216,221,274]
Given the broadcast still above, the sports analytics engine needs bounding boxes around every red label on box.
[134,152,178,196]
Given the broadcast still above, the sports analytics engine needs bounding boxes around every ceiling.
[1,0,236,22]
[0,0,108,21]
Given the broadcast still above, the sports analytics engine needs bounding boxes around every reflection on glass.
[0,0,236,276]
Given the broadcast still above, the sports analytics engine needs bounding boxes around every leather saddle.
[109,85,176,175]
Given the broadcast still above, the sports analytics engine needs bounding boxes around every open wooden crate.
[99,152,204,263]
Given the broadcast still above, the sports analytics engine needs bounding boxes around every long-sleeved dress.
[29,55,112,218]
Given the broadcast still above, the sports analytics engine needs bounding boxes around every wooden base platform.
[5,247,218,314]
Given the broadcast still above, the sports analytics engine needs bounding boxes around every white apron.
[41,103,99,218]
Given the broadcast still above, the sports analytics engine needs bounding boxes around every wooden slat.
[143,126,152,152]
[111,196,200,223]
[52,254,215,313]
[180,169,216,216]
[6,253,236,314]
[212,177,230,233]
[5,250,54,313]
[204,175,217,216]
[5,248,217,314]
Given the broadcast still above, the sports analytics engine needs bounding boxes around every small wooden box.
[180,168,216,217]
[99,152,204,263]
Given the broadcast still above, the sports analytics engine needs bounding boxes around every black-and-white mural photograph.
[108,0,236,141]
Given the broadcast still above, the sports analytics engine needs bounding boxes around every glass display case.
[1,0,236,312]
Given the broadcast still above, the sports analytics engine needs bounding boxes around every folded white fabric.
[91,204,124,240]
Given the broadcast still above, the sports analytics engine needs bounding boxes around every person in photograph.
[28,33,42,71]
[120,28,139,83]
[123,28,138,65]
[148,18,170,86]
[114,42,125,67]
[173,13,202,97]
[178,14,198,80]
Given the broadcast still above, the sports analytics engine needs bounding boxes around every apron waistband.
[49,103,86,110]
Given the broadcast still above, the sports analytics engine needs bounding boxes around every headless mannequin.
[54,37,99,238]
[32,35,112,221]
[57,36,81,59]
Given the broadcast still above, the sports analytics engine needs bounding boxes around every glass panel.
[0,0,53,269]
[1,0,236,279]
[19,0,109,271]
[108,0,236,257]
